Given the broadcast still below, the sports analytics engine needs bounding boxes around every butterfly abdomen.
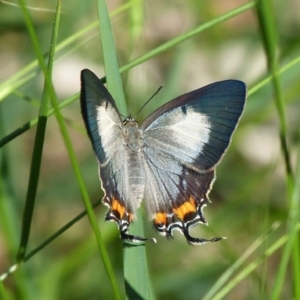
[123,121,145,212]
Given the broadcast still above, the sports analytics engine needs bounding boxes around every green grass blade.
[125,2,154,298]
[211,223,300,300]
[256,0,292,178]
[0,2,136,103]
[0,92,79,148]
[270,96,300,300]
[14,1,120,297]
[0,71,39,103]
[96,0,152,298]
[202,222,280,300]
[97,0,127,114]
[248,53,300,96]
[0,109,19,248]
[0,200,101,281]
[123,209,155,300]
[23,199,102,263]
[16,0,62,261]
[44,19,122,300]
[119,1,255,74]
[255,1,298,299]
[0,279,10,300]
[1,1,252,105]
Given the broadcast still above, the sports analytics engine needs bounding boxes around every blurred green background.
[1,0,300,299]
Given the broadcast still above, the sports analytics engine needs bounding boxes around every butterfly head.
[123,116,138,127]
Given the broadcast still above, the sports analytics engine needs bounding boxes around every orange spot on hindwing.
[154,212,168,225]
[173,196,197,221]
[111,198,126,219]
[110,197,132,222]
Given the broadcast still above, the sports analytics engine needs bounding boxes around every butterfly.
[80,69,246,245]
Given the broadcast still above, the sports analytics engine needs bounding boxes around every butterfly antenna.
[121,111,131,119]
[134,85,164,118]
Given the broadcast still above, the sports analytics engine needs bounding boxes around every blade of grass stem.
[0,200,101,281]
[0,1,254,104]
[16,0,61,261]
[256,0,292,177]
[0,92,78,148]
[0,1,136,102]
[256,1,298,299]
[119,1,255,75]
[15,1,121,297]
[248,53,300,96]
[211,222,300,300]
[47,21,123,300]
[123,209,155,300]
[0,280,10,300]
[203,222,281,300]
[96,1,126,113]
[96,0,153,298]
[0,108,19,247]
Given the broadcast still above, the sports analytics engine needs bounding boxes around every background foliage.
[1,0,300,299]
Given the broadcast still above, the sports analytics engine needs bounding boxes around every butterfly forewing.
[80,69,123,163]
[141,80,246,170]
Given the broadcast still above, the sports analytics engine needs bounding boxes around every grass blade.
[211,223,300,300]
[120,1,255,74]
[202,223,280,300]
[96,0,153,298]
[16,0,62,261]
[0,280,10,300]
[14,1,121,298]
[255,0,298,298]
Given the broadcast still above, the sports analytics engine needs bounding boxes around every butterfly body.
[80,69,246,245]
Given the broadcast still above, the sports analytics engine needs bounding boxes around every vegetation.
[0,0,299,299]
